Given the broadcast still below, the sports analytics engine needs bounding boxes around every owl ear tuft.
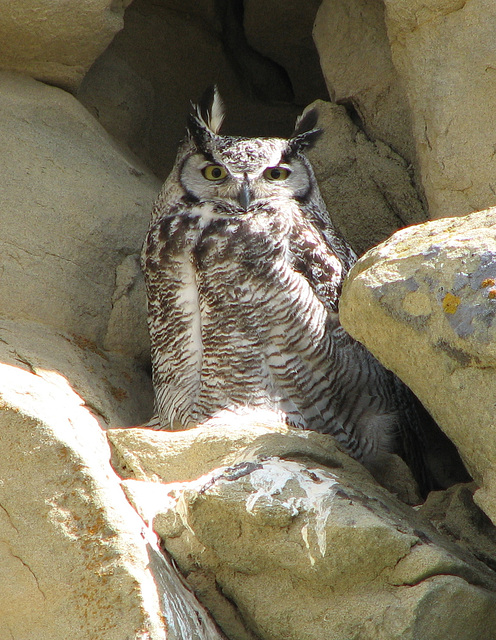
[187,85,225,149]
[293,108,319,137]
[288,108,322,154]
[200,85,225,134]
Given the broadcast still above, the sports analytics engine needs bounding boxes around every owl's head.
[178,86,322,212]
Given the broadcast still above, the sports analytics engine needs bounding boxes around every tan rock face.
[0,72,159,365]
[0,0,131,91]
[419,483,496,571]
[0,343,226,640]
[383,0,496,218]
[108,412,289,483]
[314,0,496,222]
[313,0,417,168]
[339,209,496,524]
[0,317,152,429]
[3,3,496,638]
[111,421,496,640]
[0,363,164,640]
[307,100,427,254]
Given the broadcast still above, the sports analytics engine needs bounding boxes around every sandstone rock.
[108,409,290,483]
[313,0,417,168]
[419,483,496,573]
[383,0,496,218]
[0,317,152,429]
[78,51,155,169]
[307,100,427,254]
[0,370,160,640]
[0,72,159,366]
[0,0,131,92]
[4,4,496,638]
[339,208,496,525]
[111,420,496,640]
[0,355,224,640]
[109,410,422,504]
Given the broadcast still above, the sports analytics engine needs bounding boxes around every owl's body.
[143,88,428,476]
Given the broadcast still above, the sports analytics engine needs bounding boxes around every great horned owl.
[142,87,430,487]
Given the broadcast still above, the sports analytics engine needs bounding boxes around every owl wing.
[288,206,356,312]
[327,317,435,493]
[142,208,205,429]
[286,211,437,494]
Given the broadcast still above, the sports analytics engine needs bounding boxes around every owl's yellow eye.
[263,166,291,181]
[202,164,227,181]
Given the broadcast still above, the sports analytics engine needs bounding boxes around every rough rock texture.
[0,344,225,639]
[307,100,426,254]
[109,407,422,504]
[77,50,155,170]
[382,0,496,219]
[0,0,131,92]
[313,0,416,168]
[0,365,163,640]
[109,410,289,483]
[0,71,158,365]
[339,209,496,526]
[0,318,151,430]
[110,420,496,640]
[419,483,496,574]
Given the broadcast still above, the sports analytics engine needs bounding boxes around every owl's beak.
[238,176,251,210]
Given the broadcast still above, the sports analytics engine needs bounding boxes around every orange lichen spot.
[70,333,107,358]
[109,384,128,401]
[488,288,496,299]
[482,278,496,288]
[442,292,461,314]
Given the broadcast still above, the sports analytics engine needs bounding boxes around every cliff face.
[2,2,496,639]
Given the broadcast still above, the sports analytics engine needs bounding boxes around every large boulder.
[0,338,224,640]
[0,0,131,91]
[0,361,162,640]
[0,71,159,365]
[339,208,496,525]
[307,100,427,254]
[313,0,417,168]
[382,0,496,218]
[110,419,496,640]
